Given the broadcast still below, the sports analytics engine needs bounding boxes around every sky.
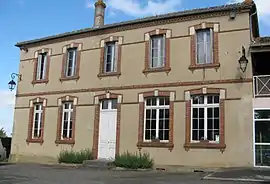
[0,0,269,136]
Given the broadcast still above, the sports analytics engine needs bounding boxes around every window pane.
[214,108,219,118]
[207,130,213,141]
[102,100,109,109]
[63,130,68,138]
[145,120,150,129]
[34,129,38,138]
[164,97,169,105]
[63,120,68,130]
[192,119,198,129]
[255,110,270,119]
[159,97,165,106]
[34,113,39,122]
[146,99,151,106]
[193,108,198,118]
[207,119,213,129]
[164,130,169,141]
[69,130,72,138]
[159,109,164,119]
[192,130,198,141]
[199,118,204,129]
[199,130,204,140]
[214,96,219,103]
[145,130,151,140]
[165,109,169,118]
[146,109,151,119]
[199,108,204,118]
[151,130,156,140]
[207,108,213,118]
[158,130,164,140]
[164,119,169,129]
[111,99,117,109]
[255,121,270,143]
[69,120,73,130]
[64,112,68,121]
[152,98,157,106]
[214,119,219,129]
[151,119,156,129]
[193,96,204,104]
[197,42,205,64]
[255,145,270,166]
[207,96,213,104]
[151,109,156,119]
[213,130,220,141]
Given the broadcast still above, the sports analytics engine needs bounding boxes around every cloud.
[228,0,270,27]
[0,90,15,108]
[87,0,182,17]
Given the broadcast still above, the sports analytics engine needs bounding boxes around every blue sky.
[0,0,269,136]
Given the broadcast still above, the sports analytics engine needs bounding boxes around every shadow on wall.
[0,137,11,160]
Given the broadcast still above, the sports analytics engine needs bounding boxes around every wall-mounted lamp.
[8,73,22,91]
[238,46,249,73]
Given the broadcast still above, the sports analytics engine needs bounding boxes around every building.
[9,0,269,168]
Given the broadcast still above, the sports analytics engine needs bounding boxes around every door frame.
[92,92,122,159]
[253,108,270,168]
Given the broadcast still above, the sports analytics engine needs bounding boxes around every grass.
[113,151,154,169]
[58,149,93,164]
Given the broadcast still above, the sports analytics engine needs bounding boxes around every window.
[32,103,43,138]
[61,102,73,139]
[36,53,47,80]
[65,48,77,77]
[27,97,46,144]
[144,97,170,142]
[150,35,165,68]
[191,95,220,142]
[196,29,213,64]
[104,42,117,73]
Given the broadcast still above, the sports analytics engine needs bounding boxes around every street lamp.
[8,73,21,91]
[238,46,249,73]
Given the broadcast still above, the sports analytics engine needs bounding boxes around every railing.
[254,75,270,97]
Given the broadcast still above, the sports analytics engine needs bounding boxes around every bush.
[114,151,154,169]
[58,149,92,164]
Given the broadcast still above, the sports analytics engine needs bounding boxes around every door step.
[83,159,114,169]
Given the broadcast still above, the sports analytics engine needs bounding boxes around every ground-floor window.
[144,97,170,142]
[254,109,270,167]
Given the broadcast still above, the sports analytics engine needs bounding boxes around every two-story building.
[10,0,269,168]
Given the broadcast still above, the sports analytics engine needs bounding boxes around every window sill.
[184,142,226,152]
[137,141,174,150]
[143,67,171,75]
[32,79,49,85]
[59,76,80,82]
[188,63,220,71]
[26,138,44,145]
[97,72,121,78]
[55,139,75,145]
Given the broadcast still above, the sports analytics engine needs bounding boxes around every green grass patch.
[114,151,154,169]
[58,149,93,164]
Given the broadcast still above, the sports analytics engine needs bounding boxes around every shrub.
[114,151,153,169]
[58,149,92,164]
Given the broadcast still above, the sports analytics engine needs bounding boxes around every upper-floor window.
[33,103,43,139]
[65,48,77,77]
[191,95,220,142]
[61,102,74,139]
[104,42,117,73]
[150,35,165,68]
[196,29,213,65]
[36,53,47,80]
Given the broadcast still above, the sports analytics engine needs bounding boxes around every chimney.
[94,0,106,28]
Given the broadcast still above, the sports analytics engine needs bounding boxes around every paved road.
[0,164,265,184]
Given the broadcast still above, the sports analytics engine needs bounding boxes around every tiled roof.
[16,2,254,47]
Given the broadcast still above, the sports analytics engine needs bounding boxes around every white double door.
[98,99,117,160]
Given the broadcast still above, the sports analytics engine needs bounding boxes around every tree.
[0,128,7,138]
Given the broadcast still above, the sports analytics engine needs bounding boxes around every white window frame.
[65,48,77,77]
[32,103,43,138]
[143,97,170,143]
[36,53,47,80]
[150,35,165,68]
[196,29,213,64]
[191,95,220,143]
[61,102,73,139]
[104,42,117,73]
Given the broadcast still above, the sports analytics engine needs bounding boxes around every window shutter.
[72,50,77,76]
[114,42,118,72]
[149,38,153,68]
[42,55,47,79]
[104,45,108,72]
[36,54,42,80]
[210,28,214,63]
